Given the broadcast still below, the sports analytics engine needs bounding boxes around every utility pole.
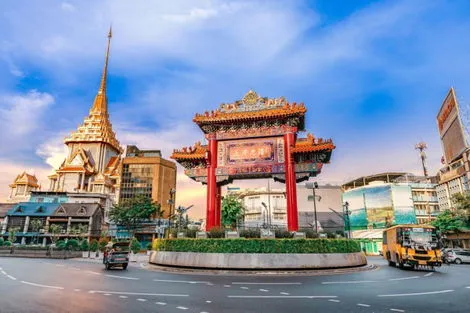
[305,182,319,233]
[415,142,428,177]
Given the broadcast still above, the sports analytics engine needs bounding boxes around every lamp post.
[343,201,351,239]
[167,188,176,238]
[261,202,270,229]
[305,182,319,233]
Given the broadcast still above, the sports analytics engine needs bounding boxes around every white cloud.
[35,133,68,169]
[61,2,76,12]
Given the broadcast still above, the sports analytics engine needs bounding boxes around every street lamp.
[343,201,352,239]
[305,182,319,233]
[261,202,270,229]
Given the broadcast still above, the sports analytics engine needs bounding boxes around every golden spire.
[91,26,112,113]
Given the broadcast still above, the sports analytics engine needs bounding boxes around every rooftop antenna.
[415,142,428,177]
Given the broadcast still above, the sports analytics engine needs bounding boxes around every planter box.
[82,251,89,258]
[225,231,239,239]
[196,232,207,239]
[149,251,367,269]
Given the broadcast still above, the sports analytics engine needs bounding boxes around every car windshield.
[409,231,432,244]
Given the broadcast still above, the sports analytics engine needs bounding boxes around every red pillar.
[284,132,299,231]
[206,135,218,231]
[215,185,221,227]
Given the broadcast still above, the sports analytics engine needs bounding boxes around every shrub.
[184,229,197,238]
[0,238,4,246]
[326,232,336,239]
[146,242,152,250]
[89,239,99,252]
[80,240,89,251]
[170,229,178,238]
[208,227,225,238]
[155,238,361,254]
[3,240,12,247]
[274,229,294,239]
[56,240,66,250]
[98,237,109,252]
[239,229,261,238]
[14,245,47,250]
[65,239,80,251]
[130,238,141,254]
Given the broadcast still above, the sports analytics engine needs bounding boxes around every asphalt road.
[1,256,470,313]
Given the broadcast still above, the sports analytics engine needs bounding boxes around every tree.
[452,193,470,227]
[431,210,464,233]
[29,219,43,244]
[48,224,62,245]
[221,194,244,230]
[8,227,20,244]
[108,195,161,240]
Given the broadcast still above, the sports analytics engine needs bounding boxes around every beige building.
[119,145,177,218]
[7,172,41,203]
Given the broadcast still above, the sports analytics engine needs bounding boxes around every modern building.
[7,172,41,203]
[1,202,103,245]
[435,88,470,210]
[119,145,177,218]
[342,172,439,254]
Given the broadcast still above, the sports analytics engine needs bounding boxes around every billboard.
[437,88,468,163]
[343,184,417,230]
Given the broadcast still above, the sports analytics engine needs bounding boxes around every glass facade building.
[119,164,154,201]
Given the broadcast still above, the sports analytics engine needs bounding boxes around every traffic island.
[149,238,367,270]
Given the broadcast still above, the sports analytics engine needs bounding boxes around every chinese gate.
[171,90,335,231]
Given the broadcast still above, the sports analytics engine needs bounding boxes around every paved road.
[1,256,469,313]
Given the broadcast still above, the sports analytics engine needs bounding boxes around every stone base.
[149,251,367,270]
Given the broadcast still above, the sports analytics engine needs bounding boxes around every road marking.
[7,275,16,281]
[86,271,102,275]
[259,289,269,292]
[21,281,63,290]
[105,274,139,280]
[156,302,166,305]
[232,282,302,285]
[176,307,188,310]
[137,298,147,302]
[280,292,290,295]
[240,287,249,290]
[153,279,210,284]
[466,287,470,289]
[71,267,81,271]
[55,264,65,267]
[74,289,81,292]
[322,280,377,284]
[206,301,212,303]
[224,285,231,287]
[357,303,371,307]
[328,299,341,303]
[119,296,128,299]
[104,294,111,296]
[378,290,454,297]
[390,309,405,312]
[89,291,189,297]
[227,296,337,299]
[389,276,419,281]
[424,273,434,277]
[1,270,7,275]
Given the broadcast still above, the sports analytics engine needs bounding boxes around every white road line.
[153,279,210,284]
[104,294,111,296]
[390,309,405,312]
[205,301,212,303]
[86,271,102,275]
[156,302,166,305]
[136,298,147,302]
[280,292,290,295]
[357,303,371,307]
[424,272,434,277]
[89,291,189,297]
[240,287,249,290]
[119,296,128,299]
[328,299,341,303]
[74,289,81,292]
[259,289,269,292]
[224,285,231,287]
[1,270,7,275]
[389,276,419,281]
[232,282,302,285]
[322,280,377,284]
[466,287,470,289]
[71,267,81,271]
[227,296,337,299]
[7,275,16,281]
[176,307,188,310]
[55,264,65,267]
[378,290,454,297]
[105,274,139,280]
[21,281,63,290]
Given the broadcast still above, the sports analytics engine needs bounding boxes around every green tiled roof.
[7,202,60,216]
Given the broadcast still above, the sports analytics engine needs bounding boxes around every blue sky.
[1,0,470,217]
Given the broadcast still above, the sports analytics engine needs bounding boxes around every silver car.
[446,249,470,264]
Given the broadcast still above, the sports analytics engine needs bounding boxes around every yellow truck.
[383,225,442,270]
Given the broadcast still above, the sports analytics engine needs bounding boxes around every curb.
[142,262,378,277]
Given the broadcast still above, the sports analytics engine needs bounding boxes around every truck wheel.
[105,263,110,270]
[123,264,128,270]
[388,260,395,267]
[455,258,462,264]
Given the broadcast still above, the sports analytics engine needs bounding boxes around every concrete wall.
[149,251,366,269]
[0,248,82,259]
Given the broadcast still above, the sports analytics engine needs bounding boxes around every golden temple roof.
[9,172,40,188]
[193,90,306,127]
[64,27,122,153]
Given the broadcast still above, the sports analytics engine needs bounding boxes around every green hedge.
[154,238,360,254]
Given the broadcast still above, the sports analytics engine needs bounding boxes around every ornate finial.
[90,26,112,114]
[242,89,259,105]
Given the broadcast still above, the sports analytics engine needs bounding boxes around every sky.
[1,0,470,219]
